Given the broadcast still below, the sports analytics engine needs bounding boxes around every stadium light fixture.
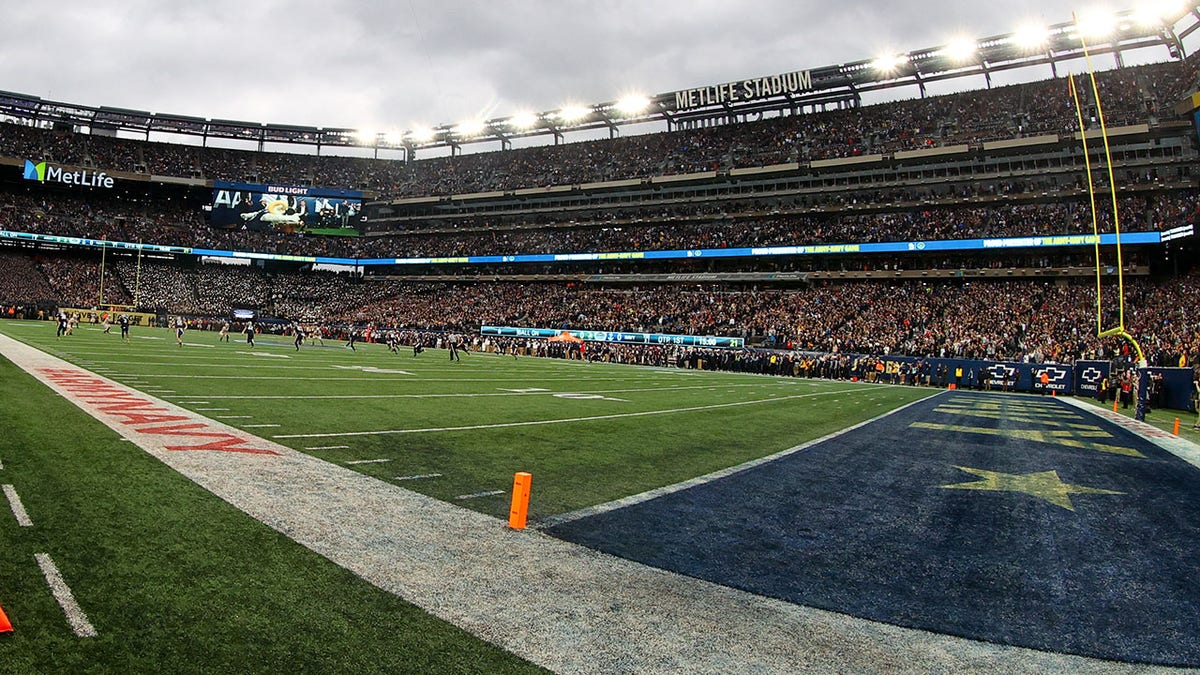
[408,126,436,143]
[1073,9,1119,39]
[383,130,403,146]
[1011,23,1051,49]
[1132,0,1182,26]
[352,129,377,145]
[507,112,539,129]
[940,38,977,62]
[615,95,651,115]
[454,119,487,136]
[870,53,908,72]
[556,105,591,123]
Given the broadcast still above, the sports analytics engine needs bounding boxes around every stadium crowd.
[5,250,1199,369]
[0,56,1193,198]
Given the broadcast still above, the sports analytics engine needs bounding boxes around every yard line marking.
[345,458,394,465]
[177,382,797,401]
[195,408,229,411]
[177,401,210,405]
[456,489,504,500]
[215,415,253,419]
[274,387,876,439]
[541,391,946,528]
[243,424,281,428]
[35,553,97,638]
[236,351,291,359]
[2,484,33,526]
[305,445,350,450]
[0,458,4,470]
[395,473,442,481]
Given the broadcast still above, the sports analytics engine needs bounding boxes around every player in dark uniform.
[244,320,256,348]
[56,313,68,339]
[345,330,357,351]
[119,314,130,342]
[175,317,186,347]
[448,334,460,362]
[293,324,304,351]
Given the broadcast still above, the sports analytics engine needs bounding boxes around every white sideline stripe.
[275,387,873,439]
[35,553,97,638]
[3,484,33,526]
[305,445,351,450]
[179,382,793,401]
[107,374,675,383]
[395,473,442,481]
[456,489,504,500]
[243,424,281,428]
[345,458,394,465]
[540,391,946,528]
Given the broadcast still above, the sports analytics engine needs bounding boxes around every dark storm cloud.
[0,0,1138,131]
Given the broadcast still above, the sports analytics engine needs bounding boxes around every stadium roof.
[0,4,1195,156]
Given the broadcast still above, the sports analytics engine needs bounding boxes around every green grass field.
[0,319,939,670]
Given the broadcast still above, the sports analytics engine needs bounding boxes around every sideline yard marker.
[0,600,12,633]
[35,553,96,638]
[2,484,33,527]
[1175,418,1181,436]
[509,472,532,530]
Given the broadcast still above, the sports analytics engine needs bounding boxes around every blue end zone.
[547,391,1200,665]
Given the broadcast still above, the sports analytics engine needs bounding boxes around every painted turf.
[548,391,1200,666]
[0,330,1156,673]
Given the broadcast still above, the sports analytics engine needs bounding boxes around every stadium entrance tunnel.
[547,391,1200,666]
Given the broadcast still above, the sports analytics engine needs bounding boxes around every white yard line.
[2,484,33,527]
[215,415,253,419]
[274,388,871,439]
[345,459,394,465]
[456,490,505,500]
[35,553,97,638]
[243,424,281,428]
[174,381,798,401]
[394,473,442,481]
[305,445,351,450]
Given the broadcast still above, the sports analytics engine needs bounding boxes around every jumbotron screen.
[209,181,363,232]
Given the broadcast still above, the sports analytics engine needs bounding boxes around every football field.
[2,321,931,520]
[4,319,1200,671]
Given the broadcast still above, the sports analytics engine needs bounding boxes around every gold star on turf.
[939,466,1123,511]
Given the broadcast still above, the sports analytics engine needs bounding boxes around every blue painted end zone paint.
[548,392,1200,665]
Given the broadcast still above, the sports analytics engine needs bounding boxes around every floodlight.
[941,38,977,62]
[615,95,651,115]
[871,54,908,72]
[383,130,403,145]
[408,126,436,143]
[1011,23,1050,49]
[454,119,486,136]
[556,105,591,122]
[1132,1,1182,26]
[353,129,377,144]
[507,112,539,129]
[1074,9,1118,39]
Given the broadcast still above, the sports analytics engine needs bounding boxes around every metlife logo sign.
[23,159,115,188]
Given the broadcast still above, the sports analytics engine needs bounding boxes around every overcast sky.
[0,0,1184,133]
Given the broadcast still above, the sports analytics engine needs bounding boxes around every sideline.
[0,332,1141,673]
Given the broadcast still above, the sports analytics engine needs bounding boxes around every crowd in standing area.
[0,56,1193,198]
